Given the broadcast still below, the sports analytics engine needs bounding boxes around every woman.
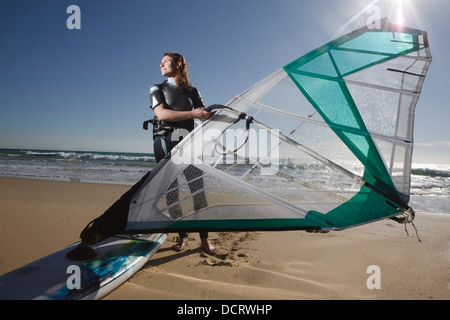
[67,52,216,260]
[150,52,216,255]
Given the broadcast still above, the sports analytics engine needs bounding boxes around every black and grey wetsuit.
[150,78,205,162]
[150,78,208,239]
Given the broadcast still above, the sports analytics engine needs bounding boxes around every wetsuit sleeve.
[149,85,165,109]
[192,88,205,109]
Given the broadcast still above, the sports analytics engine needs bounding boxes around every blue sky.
[1,0,449,164]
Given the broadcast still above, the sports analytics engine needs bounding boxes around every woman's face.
[160,55,177,77]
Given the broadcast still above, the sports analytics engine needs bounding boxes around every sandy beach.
[0,177,448,300]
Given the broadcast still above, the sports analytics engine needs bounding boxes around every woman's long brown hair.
[164,52,192,93]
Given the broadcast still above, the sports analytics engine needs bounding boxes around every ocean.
[0,148,448,214]
[0,149,156,185]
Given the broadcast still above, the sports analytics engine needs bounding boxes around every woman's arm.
[153,104,211,122]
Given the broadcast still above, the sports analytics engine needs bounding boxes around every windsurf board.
[0,233,167,300]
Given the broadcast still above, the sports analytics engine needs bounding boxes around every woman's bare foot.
[172,236,188,252]
[201,238,218,255]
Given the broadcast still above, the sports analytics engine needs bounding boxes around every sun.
[389,0,418,26]
[393,0,405,25]
[333,0,419,38]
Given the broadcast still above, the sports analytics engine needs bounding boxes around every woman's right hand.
[192,107,212,120]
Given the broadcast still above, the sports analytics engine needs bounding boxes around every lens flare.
[394,0,405,25]
[390,0,419,26]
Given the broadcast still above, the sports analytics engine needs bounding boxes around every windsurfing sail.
[128,18,432,233]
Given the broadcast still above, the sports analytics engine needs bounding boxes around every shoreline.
[0,177,449,300]
[0,174,136,186]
